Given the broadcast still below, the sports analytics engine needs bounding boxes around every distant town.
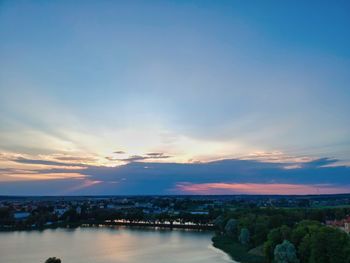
[1,194,349,233]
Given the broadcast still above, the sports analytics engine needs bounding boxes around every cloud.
[121,155,149,162]
[301,157,338,168]
[146,152,170,158]
[114,151,126,154]
[0,178,101,195]
[53,155,97,162]
[175,182,350,195]
[241,151,316,163]
[60,157,349,194]
[66,179,103,192]
[112,153,172,162]
[12,157,89,167]
[1,156,349,195]
[0,167,38,176]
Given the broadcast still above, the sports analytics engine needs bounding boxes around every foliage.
[263,220,350,263]
[308,225,350,263]
[45,257,61,263]
[0,207,14,225]
[213,215,226,232]
[264,225,292,262]
[274,240,299,263]
[225,218,238,237]
[239,228,250,245]
[212,235,264,263]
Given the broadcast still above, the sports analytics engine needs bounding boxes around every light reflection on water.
[0,227,235,263]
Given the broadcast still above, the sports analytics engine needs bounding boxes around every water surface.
[0,227,235,263]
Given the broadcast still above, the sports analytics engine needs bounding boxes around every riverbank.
[0,220,214,232]
[212,235,264,263]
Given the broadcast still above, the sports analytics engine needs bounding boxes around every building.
[326,216,350,234]
[344,222,350,233]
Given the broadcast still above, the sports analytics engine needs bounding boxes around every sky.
[0,0,349,195]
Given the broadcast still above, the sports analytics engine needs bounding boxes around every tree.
[289,221,350,263]
[264,229,281,262]
[45,257,61,263]
[269,214,284,229]
[274,240,299,263]
[239,228,250,245]
[297,234,311,263]
[213,215,225,233]
[264,225,292,262]
[0,207,14,226]
[224,218,237,237]
[309,226,350,263]
[252,216,269,246]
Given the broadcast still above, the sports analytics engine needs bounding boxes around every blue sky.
[0,0,349,195]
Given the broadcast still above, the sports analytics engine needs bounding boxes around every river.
[0,227,235,263]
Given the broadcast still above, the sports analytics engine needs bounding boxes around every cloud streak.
[13,157,88,167]
[106,152,171,162]
[175,182,349,195]
[1,149,349,195]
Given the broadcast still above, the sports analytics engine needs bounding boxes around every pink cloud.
[176,182,350,195]
[66,179,103,192]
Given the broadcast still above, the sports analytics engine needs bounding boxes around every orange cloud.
[176,182,350,195]
[4,173,85,181]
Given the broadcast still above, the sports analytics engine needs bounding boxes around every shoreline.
[0,220,214,232]
[212,236,264,263]
[209,243,238,263]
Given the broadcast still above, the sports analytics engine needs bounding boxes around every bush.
[45,257,61,263]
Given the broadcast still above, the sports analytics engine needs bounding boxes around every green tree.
[213,215,226,233]
[309,226,350,263]
[252,216,269,246]
[298,234,311,263]
[274,240,299,263]
[0,207,14,225]
[224,218,237,237]
[45,257,61,263]
[264,225,292,262]
[239,228,250,245]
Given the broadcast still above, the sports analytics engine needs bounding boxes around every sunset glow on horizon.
[175,183,350,195]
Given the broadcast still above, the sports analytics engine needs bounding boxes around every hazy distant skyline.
[1,1,349,195]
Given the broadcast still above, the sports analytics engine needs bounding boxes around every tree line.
[213,207,350,263]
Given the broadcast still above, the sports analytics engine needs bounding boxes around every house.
[326,216,350,234]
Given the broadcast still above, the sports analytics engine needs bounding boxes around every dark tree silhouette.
[45,257,61,263]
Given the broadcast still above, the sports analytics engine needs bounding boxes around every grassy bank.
[212,235,265,263]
